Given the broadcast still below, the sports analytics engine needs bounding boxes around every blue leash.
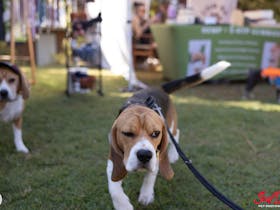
[145,96,243,210]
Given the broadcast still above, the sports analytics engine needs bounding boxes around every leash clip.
[184,159,192,165]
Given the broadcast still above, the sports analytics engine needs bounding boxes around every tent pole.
[10,0,15,63]
[24,0,36,84]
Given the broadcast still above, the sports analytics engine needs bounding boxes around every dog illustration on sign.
[187,39,211,76]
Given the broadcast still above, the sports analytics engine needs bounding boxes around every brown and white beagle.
[0,62,30,153]
[106,61,231,210]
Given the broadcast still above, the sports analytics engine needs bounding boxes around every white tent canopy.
[87,0,151,89]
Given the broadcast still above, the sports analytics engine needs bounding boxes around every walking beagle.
[106,61,231,210]
[0,62,30,153]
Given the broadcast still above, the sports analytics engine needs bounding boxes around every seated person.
[132,2,155,45]
[71,15,101,66]
[132,2,160,68]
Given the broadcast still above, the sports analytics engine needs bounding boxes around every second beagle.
[0,62,30,153]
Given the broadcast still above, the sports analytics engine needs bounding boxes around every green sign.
[152,24,280,80]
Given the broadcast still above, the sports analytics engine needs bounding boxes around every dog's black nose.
[137,149,152,163]
[0,90,8,99]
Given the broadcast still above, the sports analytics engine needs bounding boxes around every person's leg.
[243,68,262,99]
[276,89,280,103]
[84,45,96,66]
[275,77,280,103]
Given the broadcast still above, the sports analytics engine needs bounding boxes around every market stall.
[150,0,280,80]
[152,24,280,80]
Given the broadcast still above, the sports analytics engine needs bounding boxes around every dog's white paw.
[111,193,134,210]
[138,190,154,206]
[114,200,133,210]
[16,144,29,154]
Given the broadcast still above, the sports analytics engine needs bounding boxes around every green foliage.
[238,0,280,21]
[0,41,9,54]
[0,67,279,209]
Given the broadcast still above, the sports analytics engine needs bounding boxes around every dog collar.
[118,98,162,118]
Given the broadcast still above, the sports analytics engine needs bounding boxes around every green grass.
[0,66,280,210]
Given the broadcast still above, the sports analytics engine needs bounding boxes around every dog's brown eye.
[8,78,15,84]
[122,131,135,138]
[151,131,160,138]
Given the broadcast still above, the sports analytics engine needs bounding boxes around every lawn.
[0,66,279,210]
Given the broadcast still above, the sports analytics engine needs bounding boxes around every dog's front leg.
[13,117,29,153]
[138,165,159,205]
[107,160,133,210]
[168,128,180,163]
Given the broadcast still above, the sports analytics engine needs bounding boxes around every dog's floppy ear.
[158,124,174,180]
[17,67,30,99]
[109,120,127,182]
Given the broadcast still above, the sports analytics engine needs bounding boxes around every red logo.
[254,191,280,205]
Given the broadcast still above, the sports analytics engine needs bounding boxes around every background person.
[132,2,160,69]
[132,2,156,45]
[243,43,280,103]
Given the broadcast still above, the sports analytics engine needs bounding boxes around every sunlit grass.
[175,96,280,112]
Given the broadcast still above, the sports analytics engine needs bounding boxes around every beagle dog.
[107,61,231,210]
[0,62,30,153]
